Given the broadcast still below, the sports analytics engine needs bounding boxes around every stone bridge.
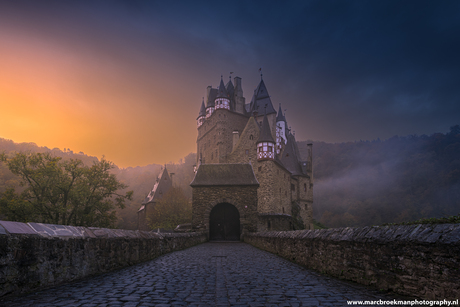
[0,221,459,306]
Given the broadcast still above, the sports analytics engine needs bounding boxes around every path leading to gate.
[0,242,407,307]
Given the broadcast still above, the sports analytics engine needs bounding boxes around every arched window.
[249,135,253,140]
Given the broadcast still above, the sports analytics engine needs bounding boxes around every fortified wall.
[0,220,206,298]
[245,224,460,300]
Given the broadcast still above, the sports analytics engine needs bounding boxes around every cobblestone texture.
[0,242,406,307]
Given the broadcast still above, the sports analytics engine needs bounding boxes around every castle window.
[245,150,249,155]
[258,166,262,172]
[267,221,271,230]
[291,184,295,191]
[304,183,307,192]
[282,207,285,213]
[249,135,253,140]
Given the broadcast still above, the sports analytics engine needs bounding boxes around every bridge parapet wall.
[244,224,460,300]
[0,220,207,298]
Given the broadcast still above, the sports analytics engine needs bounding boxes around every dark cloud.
[1,0,459,145]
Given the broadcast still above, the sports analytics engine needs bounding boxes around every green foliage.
[146,187,192,230]
[0,152,132,227]
[312,219,328,229]
[113,153,196,230]
[291,201,305,230]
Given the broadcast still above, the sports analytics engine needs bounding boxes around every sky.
[0,0,459,168]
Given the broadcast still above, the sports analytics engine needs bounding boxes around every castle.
[190,75,313,240]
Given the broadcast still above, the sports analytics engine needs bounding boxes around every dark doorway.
[209,203,240,241]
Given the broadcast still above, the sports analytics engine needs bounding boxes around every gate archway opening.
[209,203,240,241]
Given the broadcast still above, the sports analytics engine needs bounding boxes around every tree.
[0,152,132,227]
[147,187,191,230]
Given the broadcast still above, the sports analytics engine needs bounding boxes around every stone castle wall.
[0,220,206,298]
[244,224,460,299]
[192,185,259,235]
[197,109,248,164]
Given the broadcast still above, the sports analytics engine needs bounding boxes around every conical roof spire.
[257,112,275,143]
[276,103,286,122]
[250,78,276,115]
[216,76,229,99]
[197,98,206,119]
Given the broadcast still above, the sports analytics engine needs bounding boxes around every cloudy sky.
[1,0,459,167]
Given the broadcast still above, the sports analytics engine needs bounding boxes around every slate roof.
[197,99,206,119]
[226,78,234,98]
[190,164,259,187]
[206,88,217,107]
[216,78,229,99]
[257,113,275,143]
[249,79,276,115]
[141,167,172,205]
[279,133,305,176]
[276,104,286,123]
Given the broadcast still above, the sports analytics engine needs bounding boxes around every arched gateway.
[209,203,240,241]
[190,163,259,240]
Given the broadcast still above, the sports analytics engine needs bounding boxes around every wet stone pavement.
[0,242,406,307]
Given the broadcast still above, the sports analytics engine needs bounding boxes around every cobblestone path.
[0,242,405,307]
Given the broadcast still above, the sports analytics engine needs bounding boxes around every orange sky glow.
[0,29,198,168]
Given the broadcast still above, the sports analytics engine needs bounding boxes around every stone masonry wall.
[192,185,259,235]
[0,220,207,298]
[244,224,460,300]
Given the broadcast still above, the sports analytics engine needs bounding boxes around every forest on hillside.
[0,138,195,230]
[1,125,458,229]
[299,125,460,227]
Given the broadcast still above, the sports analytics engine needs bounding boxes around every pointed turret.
[257,113,275,161]
[226,77,235,111]
[226,77,234,98]
[197,98,206,127]
[215,76,230,111]
[249,78,276,115]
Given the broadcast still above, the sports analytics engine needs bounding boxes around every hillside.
[1,125,459,229]
[0,138,195,230]
[298,125,460,227]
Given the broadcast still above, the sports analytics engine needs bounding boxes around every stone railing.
[0,220,207,298]
[244,224,460,300]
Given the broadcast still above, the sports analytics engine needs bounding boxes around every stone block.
[0,221,37,235]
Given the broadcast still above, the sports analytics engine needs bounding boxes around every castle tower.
[257,112,275,161]
[275,104,287,154]
[215,77,230,111]
[233,76,245,114]
[197,98,206,127]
